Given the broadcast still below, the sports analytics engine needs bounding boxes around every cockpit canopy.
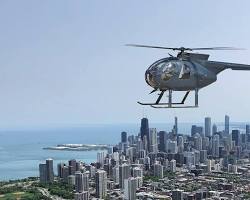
[146,58,191,86]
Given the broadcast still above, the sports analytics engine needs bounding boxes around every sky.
[0,0,250,128]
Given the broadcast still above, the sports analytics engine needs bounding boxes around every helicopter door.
[179,64,191,79]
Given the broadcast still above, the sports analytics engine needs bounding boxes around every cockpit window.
[161,62,177,81]
[179,64,191,79]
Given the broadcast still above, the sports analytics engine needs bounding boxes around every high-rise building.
[121,132,128,143]
[124,177,137,200]
[75,171,89,193]
[39,158,54,183]
[75,172,84,193]
[149,128,158,153]
[232,130,240,146]
[212,135,220,158]
[191,125,203,137]
[95,170,107,199]
[158,131,167,152]
[177,136,184,153]
[112,166,119,184]
[200,150,207,163]
[39,164,47,183]
[170,159,176,172]
[57,163,65,178]
[62,166,69,182]
[172,189,184,200]
[194,135,202,150]
[69,159,77,175]
[212,124,217,135]
[205,117,211,137]
[132,167,143,178]
[140,118,149,144]
[46,158,54,183]
[74,191,89,200]
[97,152,106,167]
[167,140,178,154]
[174,117,178,135]
[119,164,131,189]
[246,124,250,134]
[225,115,230,135]
[153,163,163,179]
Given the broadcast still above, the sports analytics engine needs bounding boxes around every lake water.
[0,122,246,181]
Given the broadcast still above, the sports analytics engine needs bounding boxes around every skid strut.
[137,89,199,108]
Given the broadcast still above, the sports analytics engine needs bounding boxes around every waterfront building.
[39,158,54,183]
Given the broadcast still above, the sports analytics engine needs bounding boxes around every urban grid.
[39,116,250,200]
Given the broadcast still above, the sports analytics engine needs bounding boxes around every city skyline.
[36,115,250,199]
[0,1,250,127]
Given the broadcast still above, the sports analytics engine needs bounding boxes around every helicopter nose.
[145,70,157,88]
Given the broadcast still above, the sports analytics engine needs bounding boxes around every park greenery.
[0,187,51,200]
[35,182,74,199]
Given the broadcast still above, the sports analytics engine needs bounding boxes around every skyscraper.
[212,124,217,135]
[212,135,220,158]
[140,118,149,143]
[121,131,127,143]
[124,177,137,200]
[95,170,107,199]
[153,163,163,179]
[170,159,177,172]
[158,131,167,152]
[39,158,54,183]
[174,116,178,135]
[246,124,250,134]
[97,152,106,167]
[69,159,76,175]
[39,164,47,183]
[119,164,131,189]
[225,115,230,135]
[232,130,240,146]
[75,172,84,193]
[177,135,184,153]
[205,117,211,137]
[200,150,207,163]
[46,158,54,183]
[149,128,158,153]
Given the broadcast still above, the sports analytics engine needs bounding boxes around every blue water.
[0,123,246,181]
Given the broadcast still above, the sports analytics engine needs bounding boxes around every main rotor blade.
[191,47,245,51]
[126,44,245,51]
[126,44,179,51]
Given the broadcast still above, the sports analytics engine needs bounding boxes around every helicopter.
[127,44,250,108]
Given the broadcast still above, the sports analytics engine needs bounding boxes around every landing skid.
[137,89,199,109]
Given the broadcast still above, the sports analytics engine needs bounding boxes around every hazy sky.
[0,0,250,128]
